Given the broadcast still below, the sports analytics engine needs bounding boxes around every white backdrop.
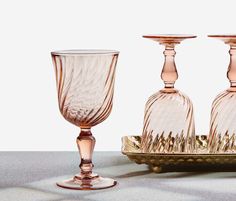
[0,0,234,150]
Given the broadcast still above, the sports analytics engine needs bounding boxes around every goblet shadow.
[116,170,152,178]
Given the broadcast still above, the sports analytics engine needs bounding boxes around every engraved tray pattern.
[122,135,236,173]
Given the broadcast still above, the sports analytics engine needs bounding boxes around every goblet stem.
[76,128,95,179]
[161,44,178,89]
[228,45,236,89]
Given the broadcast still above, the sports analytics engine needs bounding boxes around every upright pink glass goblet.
[51,50,119,190]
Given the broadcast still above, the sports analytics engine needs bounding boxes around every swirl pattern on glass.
[141,91,195,153]
[52,53,118,128]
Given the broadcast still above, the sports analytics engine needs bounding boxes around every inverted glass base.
[56,173,117,190]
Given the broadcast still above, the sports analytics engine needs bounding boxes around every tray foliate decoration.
[122,135,236,173]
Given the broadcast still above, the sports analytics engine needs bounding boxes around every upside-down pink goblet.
[208,35,236,153]
[141,35,196,153]
[51,50,119,190]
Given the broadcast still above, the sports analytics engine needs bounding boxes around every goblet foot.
[56,173,117,190]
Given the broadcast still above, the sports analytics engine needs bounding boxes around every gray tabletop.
[1,152,236,201]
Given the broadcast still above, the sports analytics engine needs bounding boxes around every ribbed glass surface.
[141,90,195,153]
[52,53,119,128]
[209,90,236,153]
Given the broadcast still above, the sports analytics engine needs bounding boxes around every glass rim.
[143,34,197,39]
[208,34,236,38]
[51,49,119,56]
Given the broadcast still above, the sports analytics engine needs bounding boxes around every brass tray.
[122,135,236,173]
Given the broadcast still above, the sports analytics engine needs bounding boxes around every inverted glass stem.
[161,44,178,89]
[228,45,236,89]
[76,128,95,178]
